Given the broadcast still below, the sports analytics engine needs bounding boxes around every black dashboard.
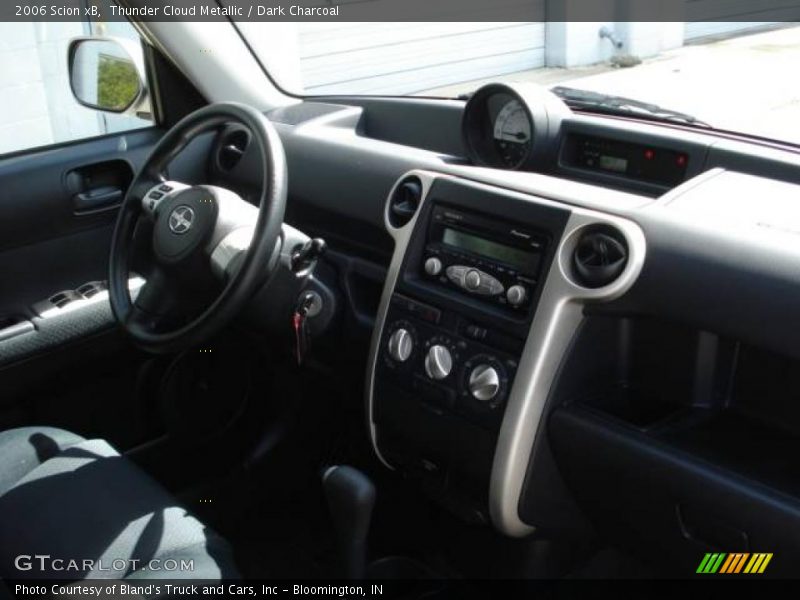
[271,89,800,205]
[205,87,800,574]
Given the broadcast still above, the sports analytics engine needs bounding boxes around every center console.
[368,174,569,519]
[367,171,646,534]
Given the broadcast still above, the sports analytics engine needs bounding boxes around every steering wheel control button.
[142,180,189,217]
[468,364,501,402]
[388,328,414,363]
[425,344,453,380]
[424,256,443,277]
[506,284,528,307]
[169,205,195,234]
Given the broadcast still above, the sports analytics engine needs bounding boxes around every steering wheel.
[108,102,287,354]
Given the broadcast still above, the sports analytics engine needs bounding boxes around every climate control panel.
[379,293,519,429]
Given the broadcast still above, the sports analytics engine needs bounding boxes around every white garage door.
[684,0,785,41]
[299,21,546,95]
[685,21,775,41]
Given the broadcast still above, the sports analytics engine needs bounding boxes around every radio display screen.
[442,228,535,271]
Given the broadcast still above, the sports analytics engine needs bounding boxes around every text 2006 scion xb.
[2,1,800,596]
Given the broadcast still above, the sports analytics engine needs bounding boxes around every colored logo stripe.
[720,553,748,573]
[719,553,736,573]
[744,553,773,574]
[697,553,726,573]
[697,552,773,574]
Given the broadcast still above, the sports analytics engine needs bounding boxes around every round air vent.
[388,176,422,228]
[216,128,250,172]
[572,225,628,288]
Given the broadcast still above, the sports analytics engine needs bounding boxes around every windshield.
[239,22,800,146]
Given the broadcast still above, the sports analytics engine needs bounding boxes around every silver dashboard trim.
[490,209,646,537]
[365,169,646,536]
[365,170,438,469]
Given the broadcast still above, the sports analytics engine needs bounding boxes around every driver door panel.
[0,126,221,449]
[0,129,162,317]
[0,130,166,430]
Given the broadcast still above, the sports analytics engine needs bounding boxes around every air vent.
[217,129,250,172]
[572,225,628,288]
[388,177,422,228]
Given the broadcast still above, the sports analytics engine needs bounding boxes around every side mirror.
[68,37,148,115]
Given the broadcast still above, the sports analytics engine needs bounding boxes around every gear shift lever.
[322,465,376,579]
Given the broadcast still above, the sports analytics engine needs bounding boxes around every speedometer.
[492,99,532,169]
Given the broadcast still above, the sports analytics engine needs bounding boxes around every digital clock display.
[565,134,689,186]
[599,155,628,173]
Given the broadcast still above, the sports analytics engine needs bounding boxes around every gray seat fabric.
[0,426,237,581]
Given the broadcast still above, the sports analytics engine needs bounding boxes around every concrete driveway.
[422,25,800,146]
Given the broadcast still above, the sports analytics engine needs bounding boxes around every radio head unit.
[421,205,548,311]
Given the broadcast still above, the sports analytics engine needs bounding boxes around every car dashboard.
[206,88,800,575]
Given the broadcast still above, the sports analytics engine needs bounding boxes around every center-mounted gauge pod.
[461,82,571,171]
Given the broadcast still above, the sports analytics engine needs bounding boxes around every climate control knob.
[387,328,414,363]
[468,364,501,402]
[424,345,453,380]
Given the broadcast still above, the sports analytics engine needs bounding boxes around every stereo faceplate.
[415,204,551,314]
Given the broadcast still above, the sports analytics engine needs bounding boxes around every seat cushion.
[0,427,237,580]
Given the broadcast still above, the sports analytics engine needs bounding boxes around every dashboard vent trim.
[388,176,423,228]
[572,225,629,288]
[216,128,250,172]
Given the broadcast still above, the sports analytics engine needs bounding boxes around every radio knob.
[468,364,501,402]
[424,345,453,380]
[506,284,528,307]
[424,256,443,276]
[387,328,414,363]
[465,269,482,290]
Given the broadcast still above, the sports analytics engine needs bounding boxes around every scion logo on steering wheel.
[169,206,195,234]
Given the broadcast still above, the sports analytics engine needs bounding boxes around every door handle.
[65,159,133,215]
[72,186,123,214]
